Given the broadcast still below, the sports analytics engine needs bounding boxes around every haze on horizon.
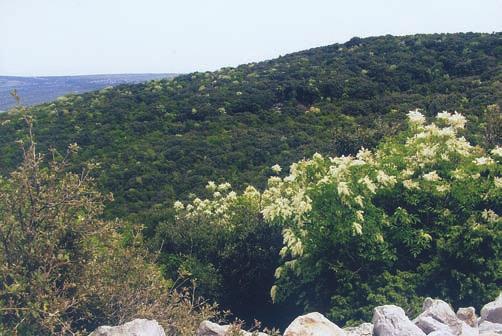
[1,0,501,77]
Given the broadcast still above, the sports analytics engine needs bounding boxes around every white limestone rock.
[196,320,268,336]
[479,320,502,335]
[284,312,346,336]
[372,305,426,336]
[344,322,373,336]
[89,319,166,336]
[457,307,478,328]
[481,293,502,324]
[428,331,456,336]
[196,320,229,336]
[415,315,453,334]
[413,298,478,336]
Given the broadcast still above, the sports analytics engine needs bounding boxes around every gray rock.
[481,293,502,324]
[344,322,373,336]
[479,320,502,335]
[89,319,166,336]
[416,298,459,328]
[197,321,229,336]
[284,312,346,336]
[196,320,268,336]
[415,315,452,334]
[460,322,479,336]
[413,298,478,336]
[457,307,478,328]
[372,305,426,336]
[428,331,456,336]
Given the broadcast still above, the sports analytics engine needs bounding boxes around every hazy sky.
[1,0,501,76]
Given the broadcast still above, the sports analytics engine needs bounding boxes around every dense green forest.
[0,32,501,330]
[1,33,501,221]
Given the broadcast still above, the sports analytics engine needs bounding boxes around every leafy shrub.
[0,115,217,335]
[175,109,501,325]
[157,186,285,325]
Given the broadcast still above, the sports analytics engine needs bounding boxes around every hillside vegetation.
[0,32,501,329]
[174,109,501,325]
[0,33,500,222]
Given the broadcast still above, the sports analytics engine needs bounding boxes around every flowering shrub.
[165,181,282,323]
[0,116,218,335]
[174,109,501,324]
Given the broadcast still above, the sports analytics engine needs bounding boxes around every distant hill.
[0,33,500,222]
[0,73,177,111]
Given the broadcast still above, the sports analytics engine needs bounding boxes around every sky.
[1,0,501,76]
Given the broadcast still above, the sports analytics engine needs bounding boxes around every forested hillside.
[0,32,501,329]
[0,33,500,222]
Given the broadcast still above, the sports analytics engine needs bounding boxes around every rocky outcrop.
[344,322,373,336]
[90,292,502,336]
[196,320,230,336]
[372,305,426,336]
[413,298,478,336]
[428,331,456,336]
[196,320,268,336]
[89,319,166,336]
[457,307,478,328]
[283,312,346,336]
[479,293,502,336]
[479,320,502,335]
[414,298,460,332]
[481,293,502,324]
[415,315,454,334]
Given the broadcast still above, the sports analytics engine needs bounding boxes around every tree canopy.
[175,110,501,325]
[0,33,500,225]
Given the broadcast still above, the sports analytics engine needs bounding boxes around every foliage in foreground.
[156,185,291,326]
[0,116,217,335]
[175,110,501,325]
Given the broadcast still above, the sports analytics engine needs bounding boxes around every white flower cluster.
[173,181,258,228]
[403,179,420,190]
[404,110,479,169]
[481,209,500,224]
[491,146,502,157]
[473,157,495,166]
[271,164,282,173]
[407,109,426,125]
[423,171,441,182]
[436,111,466,129]
[495,177,502,189]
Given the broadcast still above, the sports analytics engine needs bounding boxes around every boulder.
[415,315,453,334]
[479,320,502,335]
[481,293,502,324]
[372,305,426,336]
[344,322,373,336]
[197,321,229,336]
[413,298,478,336]
[196,320,268,336]
[457,307,478,328]
[428,331,456,336]
[89,319,166,336]
[415,298,459,329]
[460,323,479,336]
[284,312,346,336]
